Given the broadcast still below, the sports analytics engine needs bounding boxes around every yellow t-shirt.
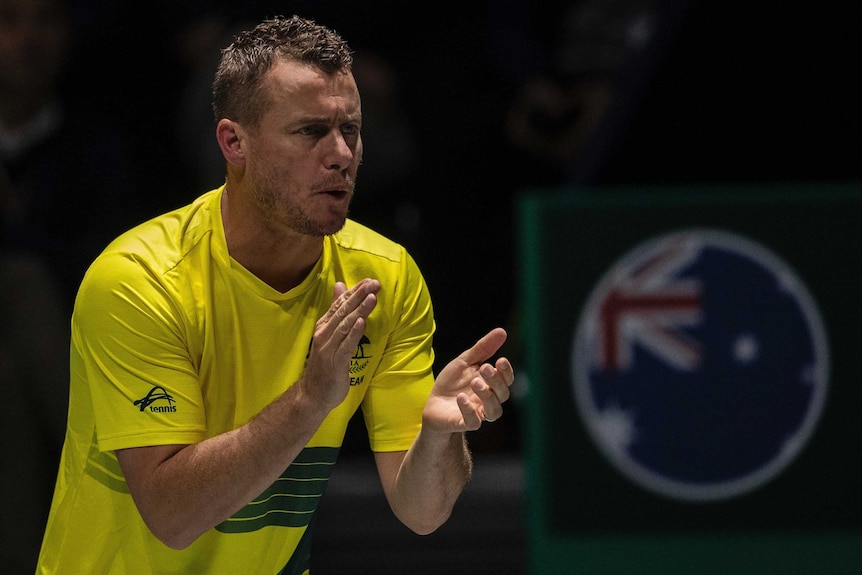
[37,187,436,574]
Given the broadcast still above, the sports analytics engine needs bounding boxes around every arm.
[374,328,514,534]
[117,279,380,549]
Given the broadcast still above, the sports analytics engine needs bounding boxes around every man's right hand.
[301,278,380,410]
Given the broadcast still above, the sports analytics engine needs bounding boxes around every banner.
[519,185,862,574]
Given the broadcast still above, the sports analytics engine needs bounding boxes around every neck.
[220,187,324,293]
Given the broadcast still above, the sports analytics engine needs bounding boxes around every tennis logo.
[133,386,177,413]
[571,228,829,501]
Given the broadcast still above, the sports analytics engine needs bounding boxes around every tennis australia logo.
[304,335,373,386]
[349,335,372,386]
[133,386,177,413]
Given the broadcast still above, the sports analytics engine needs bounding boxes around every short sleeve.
[360,249,436,452]
[72,249,207,452]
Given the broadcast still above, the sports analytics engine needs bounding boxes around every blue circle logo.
[572,229,829,501]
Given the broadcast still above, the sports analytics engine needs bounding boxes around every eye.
[298,125,327,137]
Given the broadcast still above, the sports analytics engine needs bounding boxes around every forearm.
[118,380,331,549]
[378,326,513,534]
[380,429,472,535]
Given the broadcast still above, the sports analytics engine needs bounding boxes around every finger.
[458,327,507,366]
[479,362,512,404]
[470,375,505,422]
[470,376,498,406]
[329,291,378,352]
[494,357,515,391]
[331,281,364,317]
[321,279,379,325]
[332,281,347,301]
[314,282,379,358]
[318,283,350,325]
[457,392,483,430]
[338,282,379,329]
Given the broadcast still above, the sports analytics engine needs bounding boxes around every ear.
[216,119,246,166]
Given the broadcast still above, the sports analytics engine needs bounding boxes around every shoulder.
[332,219,406,264]
[78,190,223,303]
[329,220,429,303]
[95,190,222,273]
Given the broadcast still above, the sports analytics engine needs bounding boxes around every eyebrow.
[296,112,362,125]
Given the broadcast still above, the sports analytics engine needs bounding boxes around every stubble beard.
[252,166,352,237]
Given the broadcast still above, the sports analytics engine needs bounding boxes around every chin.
[312,217,348,237]
[325,220,348,235]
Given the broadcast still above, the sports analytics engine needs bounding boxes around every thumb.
[459,327,508,365]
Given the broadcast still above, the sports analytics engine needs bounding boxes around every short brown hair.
[212,15,354,127]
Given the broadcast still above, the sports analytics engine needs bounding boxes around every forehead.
[264,58,360,116]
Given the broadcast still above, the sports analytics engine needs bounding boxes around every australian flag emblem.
[572,229,829,502]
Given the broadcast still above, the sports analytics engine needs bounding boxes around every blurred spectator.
[487,0,696,187]
[1,0,153,570]
[173,7,238,193]
[1,0,152,306]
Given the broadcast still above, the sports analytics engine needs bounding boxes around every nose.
[324,130,356,171]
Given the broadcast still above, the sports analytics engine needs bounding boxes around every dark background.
[62,0,862,363]
[30,1,862,573]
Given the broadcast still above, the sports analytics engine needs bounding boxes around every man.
[36,15,514,575]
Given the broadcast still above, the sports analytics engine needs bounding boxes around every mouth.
[316,178,354,200]
[320,189,350,200]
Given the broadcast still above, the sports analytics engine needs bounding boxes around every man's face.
[241,58,363,237]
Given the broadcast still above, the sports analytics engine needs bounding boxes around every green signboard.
[519,185,862,574]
